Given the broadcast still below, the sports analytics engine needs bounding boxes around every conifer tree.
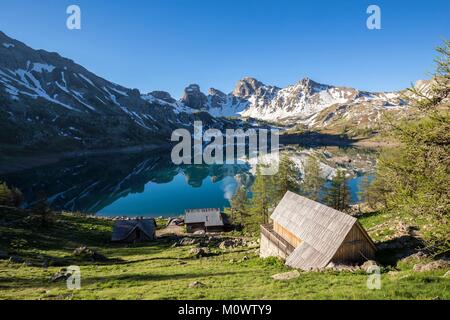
[301,157,325,201]
[373,41,449,254]
[251,164,276,224]
[325,170,351,211]
[0,182,23,207]
[230,184,249,225]
[274,153,301,202]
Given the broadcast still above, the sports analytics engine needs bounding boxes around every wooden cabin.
[185,208,225,233]
[111,218,156,243]
[260,191,376,270]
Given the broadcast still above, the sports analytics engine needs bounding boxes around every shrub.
[0,182,23,207]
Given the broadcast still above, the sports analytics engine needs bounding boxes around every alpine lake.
[0,144,378,217]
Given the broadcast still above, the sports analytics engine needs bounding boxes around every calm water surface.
[1,147,376,217]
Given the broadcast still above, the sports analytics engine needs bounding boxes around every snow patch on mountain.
[0,67,79,111]
[77,73,97,88]
[31,63,56,73]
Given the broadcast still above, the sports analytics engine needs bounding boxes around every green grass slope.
[0,210,448,300]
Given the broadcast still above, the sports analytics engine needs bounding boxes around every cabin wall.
[260,230,289,260]
[186,223,206,233]
[123,229,154,243]
[331,223,375,264]
[205,226,224,233]
[274,222,302,248]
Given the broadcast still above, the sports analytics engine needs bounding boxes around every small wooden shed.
[185,208,225,233]
[111,218,156,243]
[260,191,376,270]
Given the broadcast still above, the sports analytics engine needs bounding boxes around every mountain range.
[0,31,421,153]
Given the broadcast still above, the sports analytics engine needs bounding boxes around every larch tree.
[373,40,450,255]
[250,164,276,225]
[230,184,249,226]
[274,153,301,202]
[325,170,351,211]
[301,157,325,201]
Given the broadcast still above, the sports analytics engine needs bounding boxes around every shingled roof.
[185,208,224,227]
[111,219,156,242]
[271,191,366,270]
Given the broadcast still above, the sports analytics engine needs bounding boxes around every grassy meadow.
[0,209,448,300]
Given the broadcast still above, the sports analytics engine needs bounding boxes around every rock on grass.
[271,270,300,281]
[189,281,206,288]
[413,260,450,272]
[72,246,107,262]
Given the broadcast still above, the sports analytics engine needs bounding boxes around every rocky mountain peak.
[208,87,226,97]
[207,88,228,109]
[148,90,176,103]
[298,77,317,87]
[296,77,326,90]
[181,84,207,109]
[232,77,267,98]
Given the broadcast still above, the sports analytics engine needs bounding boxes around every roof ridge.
[279,191,357,223]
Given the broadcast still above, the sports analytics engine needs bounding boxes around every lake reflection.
[0,147,377,217]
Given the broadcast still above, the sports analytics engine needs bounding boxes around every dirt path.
[156,225,185,237]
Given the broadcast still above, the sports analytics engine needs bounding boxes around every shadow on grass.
[0,274,54,289]
[357,211,383,220]
[81,270,252,285]
[1,221,112,252]
[376,235,426,267]
[105,242,173,257]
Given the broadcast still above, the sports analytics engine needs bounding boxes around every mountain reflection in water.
[0,147,377,217]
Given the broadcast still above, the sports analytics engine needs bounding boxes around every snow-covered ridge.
[0,60,171,132]
[0,28,419,145]
[160,77,407,124]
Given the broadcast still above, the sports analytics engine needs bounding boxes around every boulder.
[401,251,428,262]
[361,260,380,272]
[73,246,107,262]
[8,256,24,264]
[413,260,450,272]
[50,272,68,282]
[189,281,206,288]
[219,238,245,249]
[326,261,361,272]
[271,270,300,281]
[50,268,71,282]
[179,237,199,246]
[189,247,207,258]
[326,263,360,272]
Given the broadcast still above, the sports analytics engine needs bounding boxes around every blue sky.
[1,0,448,97]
